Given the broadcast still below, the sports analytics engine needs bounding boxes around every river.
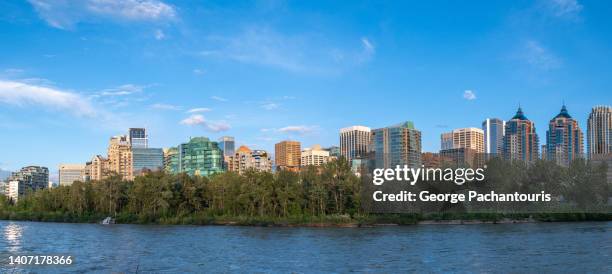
[0,220,610,273]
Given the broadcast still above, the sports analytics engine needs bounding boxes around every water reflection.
[3,222,23,253]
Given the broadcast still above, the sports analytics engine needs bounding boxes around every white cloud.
[150,103,181,110]
[28,0,176,29]
[99,84,144,96]
[463,90,476,100]
[261,103,279,110]
[523,40,562,70]
[358,37,376,62]
[0,80,96,117]
[278,125,318,135]
[180,114,230,132]
[211,96,228,102]
[547,0,583,18]
[154,29,165,40]
[193,69,205,75]
[187,107,212,113]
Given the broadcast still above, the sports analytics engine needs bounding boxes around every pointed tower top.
[512,106,528,120]
[555,104,572,119]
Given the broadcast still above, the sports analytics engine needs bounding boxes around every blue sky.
[0,0,611,174]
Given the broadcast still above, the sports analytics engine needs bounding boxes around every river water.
[0,220,610,273]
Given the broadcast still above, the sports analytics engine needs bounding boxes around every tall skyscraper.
[440,127,485,153]
[372,121,422,169]
[301,144,330,167]
[503,107,539,163]
[168,137,224,176]
[108,135,133,180]
[482,118,505,156]
[587,105,612,158]
[340,126,371,162]
[58,163,86,186]
[545,105,584,166]
[218,136,235,157]
[275,140,301,171]
[129,128,148,148]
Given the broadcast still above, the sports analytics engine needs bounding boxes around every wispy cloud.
[180,114,230,132]
[358,37,376,63]
[28,0,177,29]
[211,96,228,102]
[523,40,562,70]
[261,102,279,110]
[463,90,476,100]
[150,103,181,110]
[193,69,205,75]
[0,80,96,117]
[154,29,165,40]
[98,84,145,96]
[545,0,583,18]
[187,107,212,113]
[278,125,318,135]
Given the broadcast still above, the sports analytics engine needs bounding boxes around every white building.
[7,180,25,202]
[59,163,86,186]
[340,126,371,162]
[301,145,330,167]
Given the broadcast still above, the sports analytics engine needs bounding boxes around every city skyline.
[1,1,611,172]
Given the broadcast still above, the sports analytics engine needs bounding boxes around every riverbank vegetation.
[0,158,610,226]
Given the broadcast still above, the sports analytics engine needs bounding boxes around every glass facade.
[372,121,422,169]
[132,148,164,175]
[169,137,224,176]
[218,136,235,157]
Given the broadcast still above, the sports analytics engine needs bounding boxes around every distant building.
[226,146,272,174]
[129,128,148,149]
[340,126,371,162]
[372,121,422,169]
[132,148,164,176]
[7,180,25,202]
[89,155,109,181]
[218,136,236,157]
[6,166,49,201]
[163,147,179,174]
[58,163,86,186]
[326,146,341,159]
[168,137,224,176]
[587,105,612,158]
[503,107,539,163]
[275,140,301,171]
[108,135,133,180]
[545,105,584,166]
[440,127,485,153]
[482,118,505,156]
[439,148,485,168]
[8,166,49,191]
[301,145,330,167]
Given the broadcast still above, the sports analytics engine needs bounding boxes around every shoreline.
[1,212,610,227]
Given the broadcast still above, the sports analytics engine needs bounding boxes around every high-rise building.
[301,144,330,167]
[587,105,612,158]
[129,128,148,148]
[108,135,133,180]
[503,107,539,163]
[218,136,235,157]
[6,166,49,201]
[89,155,109,181]
[372,121,422,169]
[132,148,164,176]
[275,140,301,171]
[226,146,272,174]
[58,163,86,186]
[440,128,485,153]
[168,137,224,176]
[340,126,371,162]
[326,146,341,159]
[482,118,505,156]
[545,105,584,166]
[163,147,178,173]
